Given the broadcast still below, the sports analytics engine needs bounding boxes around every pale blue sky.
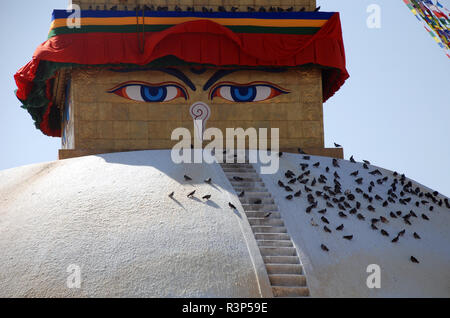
[0,1,449,196]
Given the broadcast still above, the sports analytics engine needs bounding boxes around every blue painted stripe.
[52,9,334,21]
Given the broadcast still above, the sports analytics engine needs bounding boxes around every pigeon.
[202,195,211,200]
[229,202,237,210]
[350,156,356,163]
[336,224,344,231]
[298,148,306,154]
[278,152,283,157]
[204,178,212,184]
[314,6,321,12]
[264,213,272,218]
[357,213,365,220]
[303,156,311,160]
[238,191,245,198]
[332,159,340,168]
[410,256,419,264]
[391,236,399,243]
[310,218,319,227]
[321,244,329,252]
[350,171,359,177]
[334,142,342,148]
[254,199,262,204]
[184,175,192,181]
[413,232,421,239]
[338,212,347,218]
[278,181,285,188]
[355,178,363,185]
[286,195,293,200]
[368,205,376,212]
[313,162,320,168]
[187,190,196,197]
[285,186,294,192]
[363,163,369,169]
[168,192,174,198]
[422,214,430,221]
[363,160,371,165]
[343,235,353,240]
[398,229,406,236]
[294,190,302,197]
[318,209,327,214]
[380,216,389,224]
[390,212,397,218]
[233,176,244,181]
[324,226,332,233]
[371,224,378,230]
[321,216,330,224]
[381,229,389,236]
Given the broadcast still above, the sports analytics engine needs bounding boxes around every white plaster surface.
[0,151,267,298]
[255,153,450,297]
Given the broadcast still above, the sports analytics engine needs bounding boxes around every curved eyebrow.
[109,67,196,91]
[203,68,288,91]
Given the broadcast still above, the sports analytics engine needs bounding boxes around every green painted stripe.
[48,25,320,38]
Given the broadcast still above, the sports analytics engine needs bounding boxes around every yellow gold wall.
[66,66,324,152]
[72,0,317,12]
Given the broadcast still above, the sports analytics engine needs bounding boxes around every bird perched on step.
[324,226,332,233]
[350,155,356,163]
[334,142,342,148]
[204,178,212,184]
[187,190,196,198]
[315,6,321,12]
[202,195,211,200]
[254,199,262,204]
[229,202,237,210]
[321,244,329,252]
[336,224,344,231]
[168,192,174,198]
[332,158,340,168]
[184,175,192,181]
[410,256,419,264]
[321,216,329,224]
[343,235,353,241]
[413,232,421,239]
[298,148,306,154]
[238,191,245,198]
[233,176,244,181]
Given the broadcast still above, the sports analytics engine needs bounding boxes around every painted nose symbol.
[190,102,211,142]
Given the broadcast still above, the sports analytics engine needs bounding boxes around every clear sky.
[0,0,449,196]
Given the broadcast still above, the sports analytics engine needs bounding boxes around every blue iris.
[231,86,256,102]
[141,86,167,102]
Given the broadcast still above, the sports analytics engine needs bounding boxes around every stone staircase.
[221,161,310,298]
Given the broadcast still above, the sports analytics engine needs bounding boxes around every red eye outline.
[107,81,189,102]
[209,81,290,102]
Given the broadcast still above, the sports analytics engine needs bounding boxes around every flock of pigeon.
[168,146,449,265]
[275,146,450,264]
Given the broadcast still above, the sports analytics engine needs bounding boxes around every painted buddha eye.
[108,81,188,102]
[210,82,289,102]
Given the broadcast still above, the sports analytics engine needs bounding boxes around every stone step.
[233,187,268,193]
[248,218,284,226]
[230,182,266,188]
[259,247,297,256]
[240,198,275,205]
[269,274,307,287]
[242,204,278,212]
[236,192,272,198]
[245,211,281,218]
[252,226,287,234]
[272,286,310,298]
[256,240,293,248]
[266,264,303,275]
[263,256,300,264]
[220,164,252,169]
[255,233,290,241]
[225,172,260,178]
